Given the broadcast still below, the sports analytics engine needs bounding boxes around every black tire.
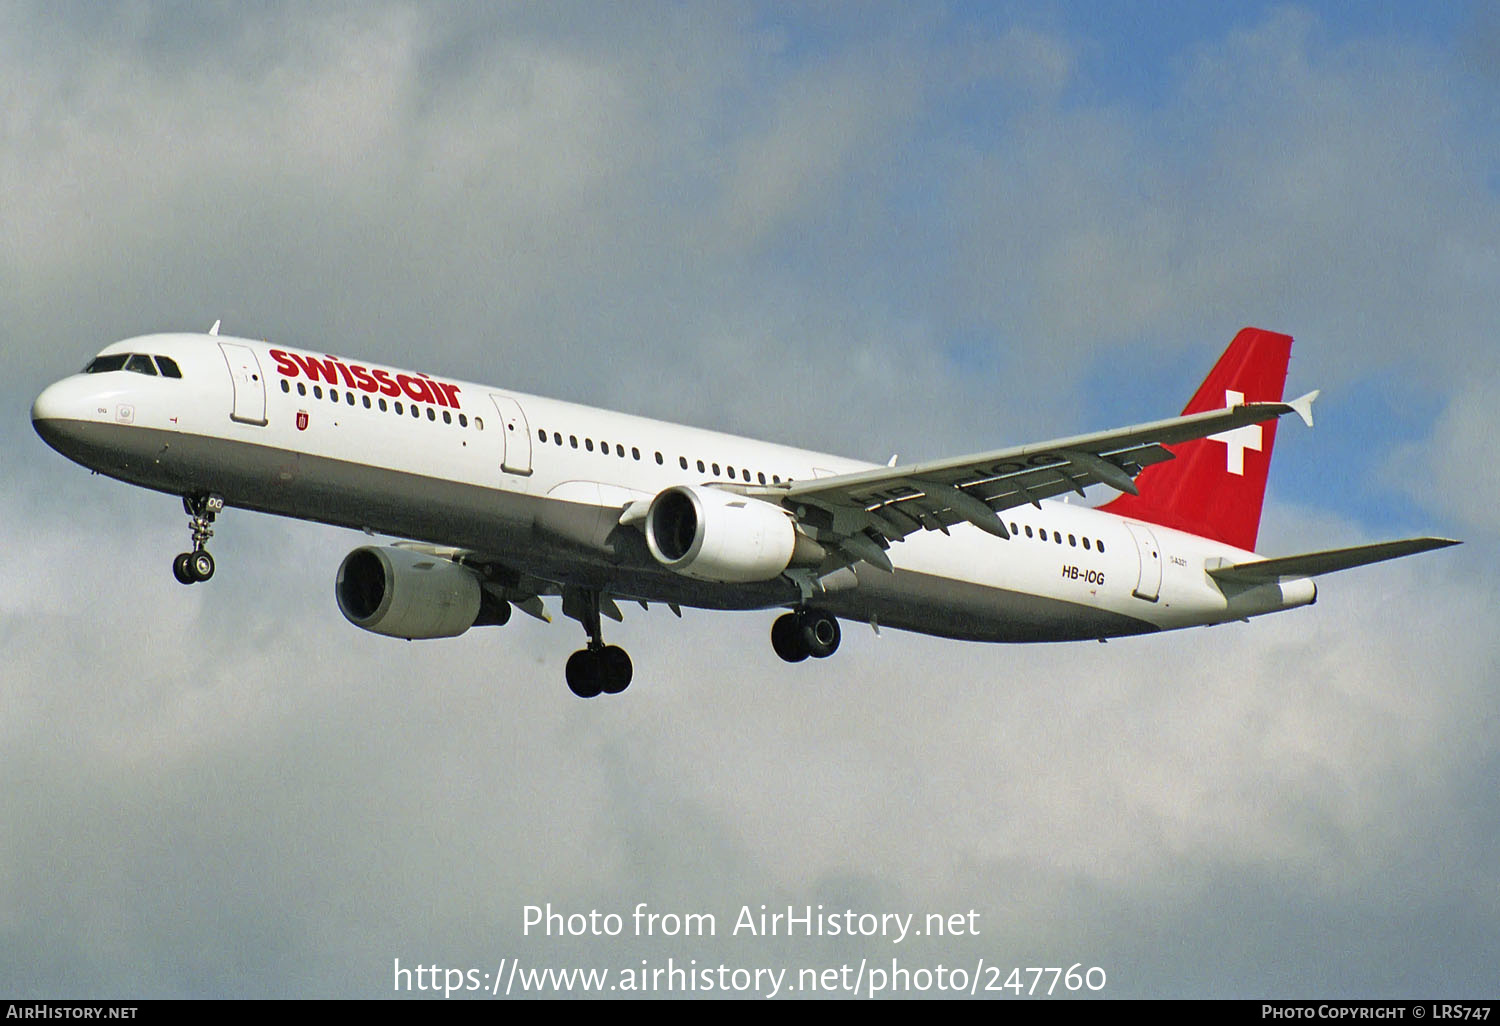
[189,550,215,582]
[599,645,632,695]
[800,611,841,659]
[771,613,809,663]
[566,649,604,699]
[172,553,195,585]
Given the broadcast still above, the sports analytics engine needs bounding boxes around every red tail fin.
[1099,327,1292,552]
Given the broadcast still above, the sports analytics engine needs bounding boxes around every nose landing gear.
[173,494,223,584]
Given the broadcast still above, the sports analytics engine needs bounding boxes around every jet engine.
[336,546,508,639]
[643,485,822,583]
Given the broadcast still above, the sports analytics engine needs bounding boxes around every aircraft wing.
[1207,537,1460,584]
[736,392,1319,573]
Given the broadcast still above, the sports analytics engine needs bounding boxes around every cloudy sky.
[3,1,1495,999]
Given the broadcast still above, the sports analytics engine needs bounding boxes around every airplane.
[31,324,1457,698]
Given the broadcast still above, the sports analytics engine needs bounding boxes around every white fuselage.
[31,333,1315,643]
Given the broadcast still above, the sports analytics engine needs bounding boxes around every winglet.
[209,319,221,336]
[1287,389,1319,428]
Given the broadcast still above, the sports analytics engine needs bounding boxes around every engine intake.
[644,485,821,583]
[336,546,494,639]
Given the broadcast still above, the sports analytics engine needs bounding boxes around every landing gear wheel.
[177,493,223,585]
[565,649,605,699]
[189,550,215,583]
[800,610,841,659]
[599,645,633,695]
[772,613,810,663]
[561,588,635,697]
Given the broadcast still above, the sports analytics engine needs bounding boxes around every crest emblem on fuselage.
[295,409,309,431]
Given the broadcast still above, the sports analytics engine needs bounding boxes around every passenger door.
[489,394,533,476]
[218,342,268,426]
[1123,521,1162,602]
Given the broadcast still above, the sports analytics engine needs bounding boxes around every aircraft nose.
[31,379,71,425]
[31,376,100,454]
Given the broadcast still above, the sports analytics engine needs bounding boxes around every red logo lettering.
[268,348,463,410]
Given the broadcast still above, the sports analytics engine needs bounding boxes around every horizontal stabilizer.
[1208,537,1460,584]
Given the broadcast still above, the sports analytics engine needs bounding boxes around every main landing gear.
[564,589,633,699]
[172,493,223,585]
[771,608,841,663]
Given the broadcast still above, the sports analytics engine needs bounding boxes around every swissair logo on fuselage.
[269,349,463,410]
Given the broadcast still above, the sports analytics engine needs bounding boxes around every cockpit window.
[83,352,183,378]
[84,354,129,374]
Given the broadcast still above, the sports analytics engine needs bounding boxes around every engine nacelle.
[336,546,484,640]
[645,485,815,583]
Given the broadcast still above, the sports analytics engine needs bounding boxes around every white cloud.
[1389,375,1500,534]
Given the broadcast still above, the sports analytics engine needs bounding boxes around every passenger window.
[347,393,355,406]
[679,456,688,469]
[313,386,323,399]
[632,447,641,461]
[1097,539,1105,554]
[443,410,451,424]
[617,444,625,458]
[712,463,721,476]
[411,405,419,418]
[1024,525,1033,538]
[586,438,594,452]
[427,408,435,421]
[363,395,371,408]
[330,389,339,402]
[1054,531,1062,543]
[758,472,766,484]
[124,354,157,376]
[281,380,290,393]
[1068,534,1076,547]
[697,460,705,473]
[570,435,578,448]
[155,356,182,378]
[1010,522,1019,535]
[538,429,546,442]
[459,414,467,427]
[298,383,307,397]
[395,401,403,414]
[378,398,387,411]
[1083,538,1091,551]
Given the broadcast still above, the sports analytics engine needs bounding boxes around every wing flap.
[1207,537,1459,583]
